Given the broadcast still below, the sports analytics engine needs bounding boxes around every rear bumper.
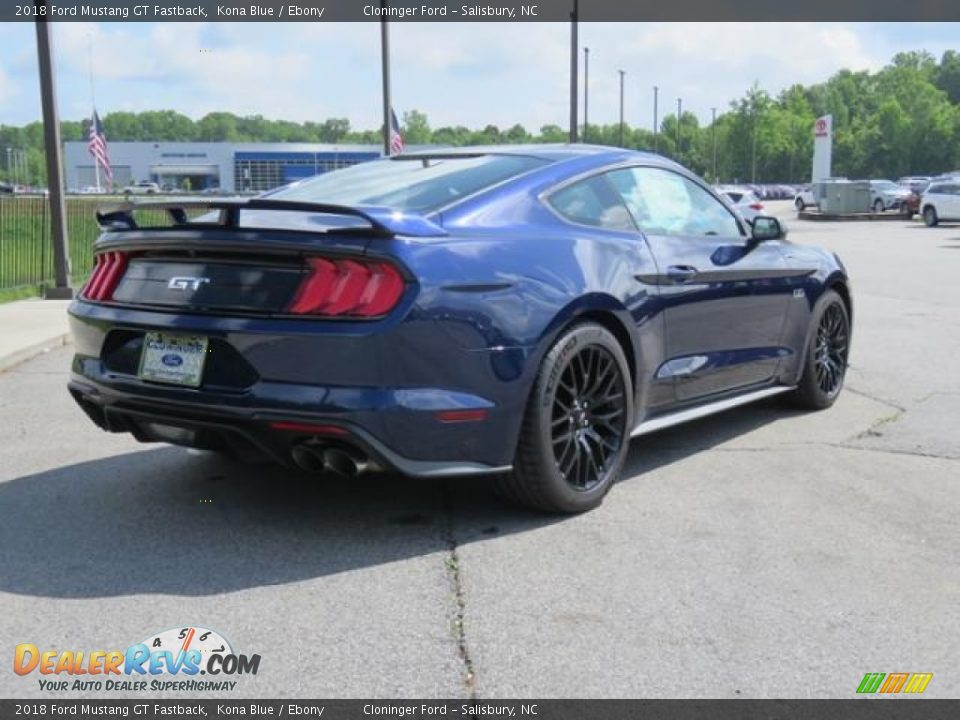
[67,300,533,476]
[67,375,509,477]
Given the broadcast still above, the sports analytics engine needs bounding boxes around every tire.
[789,290,850,410]
[496,322,633,514]
[873,199,884,213]
[795,197,804,211]
[923,206,939,227]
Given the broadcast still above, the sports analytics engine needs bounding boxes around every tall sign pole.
[35,7,73,299]
[812,114,833,182]
[569,0,578,143]
[711,107,718,182]
[618,70,626,147]
[653,86,659,152]
[676,97,682,160]
[379,1,392,156]
[583,47,590,144]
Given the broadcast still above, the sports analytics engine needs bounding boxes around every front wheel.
[873,199,884,213]
[795,197,805,211]
[496,322,633,513]
[790,290,850,410]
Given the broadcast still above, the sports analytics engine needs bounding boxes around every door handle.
[666,265,699,283]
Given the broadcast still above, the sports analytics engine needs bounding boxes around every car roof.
[399,143,660,163]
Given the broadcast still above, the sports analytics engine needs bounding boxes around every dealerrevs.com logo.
[14,627,261,693]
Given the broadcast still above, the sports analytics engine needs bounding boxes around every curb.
[0,333,72,373]
[798,210,916,222]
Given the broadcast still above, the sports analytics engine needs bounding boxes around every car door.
[607,165,793,402]
[946,184,960,219]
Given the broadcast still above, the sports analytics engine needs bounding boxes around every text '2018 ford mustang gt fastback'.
[68,145,852,513]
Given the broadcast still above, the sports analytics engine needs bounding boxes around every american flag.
[87,109,112,184]
[389,109,405,155]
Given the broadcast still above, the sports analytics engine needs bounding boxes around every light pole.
[5,148,12,184]
[751,107,758,184]
[676,98,682,160]
[379,1,392,157]
[569,0,578,143]
[653,86,658,153]
[711,107,718,183]
[35,6,73,298]
[583,47,590,143]
[618,70,626,147]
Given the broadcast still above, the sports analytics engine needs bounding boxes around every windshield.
[266,154,550,213]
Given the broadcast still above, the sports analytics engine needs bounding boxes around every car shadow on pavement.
[0,399,797,600]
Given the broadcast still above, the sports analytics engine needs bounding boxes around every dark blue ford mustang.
[68,145,852,513]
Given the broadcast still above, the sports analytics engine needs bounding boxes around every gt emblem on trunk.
[168,277,210,291]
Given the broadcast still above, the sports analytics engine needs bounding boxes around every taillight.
[82,251,129,301]
[287,257,405,317]
[749,203,764,211]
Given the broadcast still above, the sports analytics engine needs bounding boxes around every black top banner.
[4,0,960,22]
[1,700,960,720]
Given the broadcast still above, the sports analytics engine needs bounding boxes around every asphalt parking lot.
[2,201,958,699]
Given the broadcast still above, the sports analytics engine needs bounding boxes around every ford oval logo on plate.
[161,353,184,367]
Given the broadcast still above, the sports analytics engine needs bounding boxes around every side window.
[547,174,637,232]
[607,166,743,238]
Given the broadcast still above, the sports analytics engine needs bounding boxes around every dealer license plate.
[139,332,209,387]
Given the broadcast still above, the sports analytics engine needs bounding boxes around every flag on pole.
[87,109,112,184]
[389,109,405,155]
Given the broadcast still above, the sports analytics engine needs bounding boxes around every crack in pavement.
[440,481,478,699]
[706,441,959,462]
[843,383,907,413]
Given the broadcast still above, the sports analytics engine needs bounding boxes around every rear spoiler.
[94,198,448,238]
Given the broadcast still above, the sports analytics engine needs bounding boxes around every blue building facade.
[64,142,385,192]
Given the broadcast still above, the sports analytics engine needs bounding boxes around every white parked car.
[794,186,816,210]
[920,180,960,226]
[716,186,765,224]
[122,181,160,195]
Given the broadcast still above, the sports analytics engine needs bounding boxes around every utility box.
[819,180,871,213]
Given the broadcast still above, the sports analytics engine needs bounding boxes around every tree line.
[2,49,958,187]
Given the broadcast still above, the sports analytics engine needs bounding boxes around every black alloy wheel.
[790,289,850,410]
[813,302,849,397]
[497,322,633,513]
[550,344,628,492]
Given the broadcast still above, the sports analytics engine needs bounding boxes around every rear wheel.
[790,290,850,410]
[923,206,939,227]
[873,198,884,213]
[496,323,633,513]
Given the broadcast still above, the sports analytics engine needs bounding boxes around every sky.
[0,22,958,131]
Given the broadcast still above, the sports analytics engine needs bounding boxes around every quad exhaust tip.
[291,440,369,477]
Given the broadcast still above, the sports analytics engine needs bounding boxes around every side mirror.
[751,215,785,242]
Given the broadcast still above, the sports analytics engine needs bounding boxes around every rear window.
[266,154,550,213]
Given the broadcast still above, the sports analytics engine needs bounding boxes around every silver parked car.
[868,179,911,213]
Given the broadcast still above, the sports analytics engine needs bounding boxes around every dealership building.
[63,142,386,193]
